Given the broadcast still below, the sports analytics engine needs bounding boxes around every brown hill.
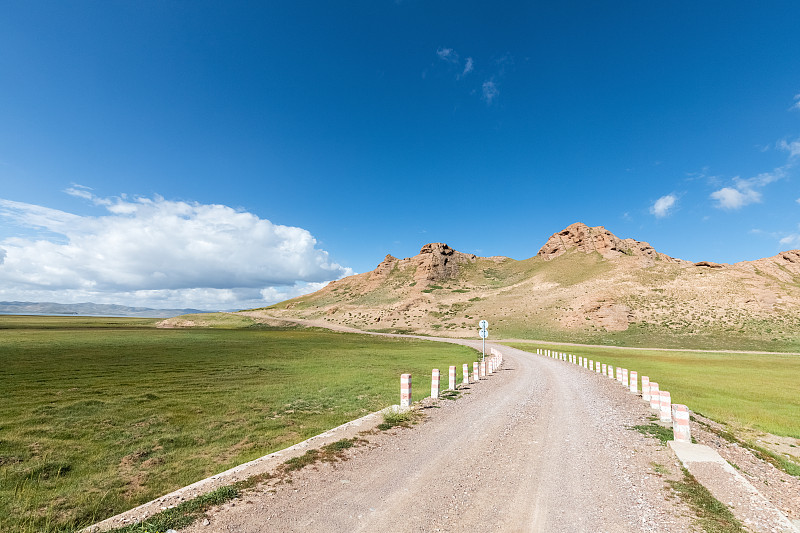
[247,223,800,351]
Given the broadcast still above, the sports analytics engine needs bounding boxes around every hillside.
[245,223,800,351]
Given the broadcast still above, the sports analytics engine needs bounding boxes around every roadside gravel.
[181,344,699,532]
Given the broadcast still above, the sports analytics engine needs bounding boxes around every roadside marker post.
[463,363,469,385]
[642,376,650,401]
[649,382,660,410]
[622,369,628,388]
[431,369,440,399]
[672,404,691,442]
[473,362,479,381]
[400,374,412,408]
[629,371,638,394]
[659,391,672,422]
[449,366,456,390]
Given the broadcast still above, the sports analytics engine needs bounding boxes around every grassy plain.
[0,315,477,533]
[504,343,800,439]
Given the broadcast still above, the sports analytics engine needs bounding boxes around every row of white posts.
[399,348,504,409]
[535,348,691,443]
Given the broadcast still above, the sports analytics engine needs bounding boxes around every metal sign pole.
[479,319,488,362]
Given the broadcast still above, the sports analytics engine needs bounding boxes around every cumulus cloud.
[791,93,800,111]
[709,166,789,210]
[709,186,760,209]
[482,80,499,104]
[0,192,352,309]
[650,194,677,218]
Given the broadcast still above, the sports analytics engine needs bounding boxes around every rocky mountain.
[250,223,800,351]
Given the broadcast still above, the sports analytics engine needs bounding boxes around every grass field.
[504,342,800,439]
[0,315,478,533]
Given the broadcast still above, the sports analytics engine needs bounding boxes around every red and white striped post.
[400,374,412,408]
[473,362,479,381]
[595,362,601,373]
[449,365,456,390]
[649,382,660,409]
[584,358,588,369]
[659,391,672,422]
[616,367,622,383]
[672,404,691,443]
[641,376,650,401]
[629,371,638,394]
[431,369,440,399]
[488,359,494,374]
[463,363,469,385]
[602,363,607,375]
[622,369,629,388]
[608,365,614,379]
[480,360,486,378]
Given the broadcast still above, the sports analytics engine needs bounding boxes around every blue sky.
[2,1,800,310]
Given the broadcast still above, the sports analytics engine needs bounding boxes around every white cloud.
[650,194,677,218]
[0,193,352,309]
[709,166,789,210]
[436,47,458,63]
[709,186,761,209]
[779,234,800,248]
[461,57,474,77]
[778,138,800,158]
[791,93,800,111]
[482,80,499,104]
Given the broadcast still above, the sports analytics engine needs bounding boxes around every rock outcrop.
[537,222,679,263]
[415,243,476,282]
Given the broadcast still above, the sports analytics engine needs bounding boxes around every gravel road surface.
[182,343,698,532]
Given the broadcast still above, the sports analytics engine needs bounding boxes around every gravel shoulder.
[181,344,699,532]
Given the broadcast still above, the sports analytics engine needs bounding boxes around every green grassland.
[0,315,478,533]
[504,342,800,439]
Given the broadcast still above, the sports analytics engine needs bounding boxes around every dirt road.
[182,343,697,532]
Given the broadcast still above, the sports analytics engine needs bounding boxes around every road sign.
[479,328,488,339]
[479,319,488,329]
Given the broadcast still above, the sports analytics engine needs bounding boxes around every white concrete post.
[602,363,607,375]
[449,365,456,390]
[641,376,650,401]
[473,361,479,381]
[463,363,469,385]
[608,365,614,379]
[649,382,660,409]
[672,404,691,443]
[629,371,638,394]
[400,374,412,408]
[621,369,628,388]
[431,369,440,399]
[659,391,672,422]
[480,360,486,377]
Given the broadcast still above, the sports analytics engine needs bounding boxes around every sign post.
[479,320,488,361]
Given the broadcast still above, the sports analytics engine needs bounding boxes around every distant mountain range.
[248,222,800,352]
[0,301,213,318]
